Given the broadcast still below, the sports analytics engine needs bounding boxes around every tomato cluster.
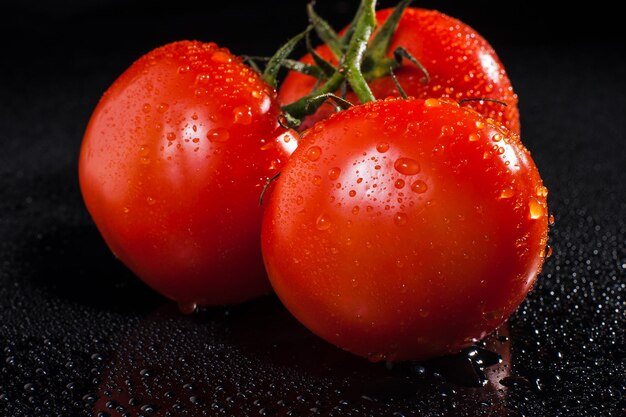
[80,2,549,361]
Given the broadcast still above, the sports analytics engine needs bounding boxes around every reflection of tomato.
[262,98,548,361]
[80,41,295,306]
[279,8,519,133]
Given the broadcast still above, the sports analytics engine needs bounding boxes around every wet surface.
[1,2,625,416]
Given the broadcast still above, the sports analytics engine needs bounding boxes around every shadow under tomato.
[94,299,514,417]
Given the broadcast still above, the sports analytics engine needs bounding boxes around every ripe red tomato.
[279,8,520,133]
[80,41,296,306]
[261,98,548,361]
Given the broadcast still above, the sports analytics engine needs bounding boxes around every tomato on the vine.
[80,41,295,306]
[279,8,520,133]
[261,98,547,361]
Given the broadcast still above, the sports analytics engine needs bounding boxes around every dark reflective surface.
[92,301,512,416]
[1,1,625,416]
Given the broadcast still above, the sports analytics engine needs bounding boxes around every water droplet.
[549,214,555,225]
[316,214,332,231]
[411,180,428,193]
[296,195,303,205]
[233,105,252,125]
[178,302,197,314]
[306,146,322,161]
[468,133,479,142]
[328,167,341,180]
[424,98,441,107]
[394,212,408,226]
[529,197,545,219]
[492,133,502,142]
[207,128,230,142]
[376,143,390,153]
[499,187,514,199]
[312,175,322,185]
[365,111,379,119]
[211,51,232,63]
[546,245,553,258]
[440,125,454,137]
[352,206,359,215]
[475,120,485,129]
[349,190,357,197]
[157,103,169,113]
[535,185,549,197]
[146,197,156,205]
[394,179,405,189]
[394,157,420,175]
[123,207,130,214]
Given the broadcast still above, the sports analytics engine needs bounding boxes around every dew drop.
[316,214,332,231]
[312,175,322,185]
[166,132,176,141]
[142,103,151,113]
[306,146,322,161]
[492,133,503,142]
[394,157,420,175]
[328,167,341,180]
[475,120,485,129]
[178,302,197,315]
[146,197,156,205]
[546,245,553,258]
[549,214,555,225]
[211,51,232,63]
[352,206,360,215]
[233,105,253,125]
[424,98,441,107]
[499,187,514,199]
[468,133,479,142]
[349,190,357,197]
[394,179,405,189]
[376,143,390,153]
[535,185,549,198]
[394,212,408,226]
[207,128,230,143]
[411,180,428,193]
[529,197,545,219]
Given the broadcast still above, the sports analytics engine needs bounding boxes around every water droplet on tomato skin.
[411,180,428,193]
[306,146,322,161]
[529,197,545,219]
[546,245,553,258]
[207,128,230,143]
[178,302,197,314]
[394,157,420,175]
[424,98,441,107]
[394,179,405,189]
[394,212,408,226]
[499,187,514,199]
[316,214,332,231]
[468,133,480,142]
[549,214,555,225]
[233,105,253,125]
[376,143,390,153]
[328,167,341,180]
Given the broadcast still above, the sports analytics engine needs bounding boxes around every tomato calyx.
[246,0,426,128]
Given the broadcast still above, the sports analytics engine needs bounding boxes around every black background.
[1,1,625,416]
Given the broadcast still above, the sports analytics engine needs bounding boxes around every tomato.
[279,8,520,133]
[79,41,296,306]
[261,98,548,361]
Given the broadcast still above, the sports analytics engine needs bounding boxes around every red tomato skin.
[79,41,295,305]
[279,8,520,133]
[261,98,547,361]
